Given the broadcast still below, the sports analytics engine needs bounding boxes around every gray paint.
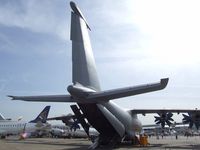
[70,11,100,91]
[8,2,171,147]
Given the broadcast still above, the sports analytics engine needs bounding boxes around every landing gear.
[131,136,140,145]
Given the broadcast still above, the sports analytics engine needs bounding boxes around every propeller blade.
[167,112,173,118]
[195,122,200,130]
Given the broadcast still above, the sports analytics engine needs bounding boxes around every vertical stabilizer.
[0,113,5,120]
[29,106,50,123]
[70,1,101,91]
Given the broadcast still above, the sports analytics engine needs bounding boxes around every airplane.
[8,1,200,149]
[0,106,51,139]
[50,124,98,139]
[0,114,11,122]
[48,114,99,139]
[47,113,79,130]
[50,126,65,138]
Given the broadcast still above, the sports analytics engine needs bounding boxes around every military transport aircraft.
[8,1,200,149]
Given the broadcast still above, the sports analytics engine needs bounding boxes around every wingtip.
[160,78,169,89]
[7,95,15,100]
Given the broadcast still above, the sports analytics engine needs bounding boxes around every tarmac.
[1,135,200,150]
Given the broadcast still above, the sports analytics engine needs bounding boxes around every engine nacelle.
[183,112,200,129]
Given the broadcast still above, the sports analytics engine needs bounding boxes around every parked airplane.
[50,124,98,139]
[47,113,79,130]
[8,1,200,149]
[48,114,99,139]
[0,106,51,139]
[0,114,11,122]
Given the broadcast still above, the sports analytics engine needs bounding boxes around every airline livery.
[0,106,50,139]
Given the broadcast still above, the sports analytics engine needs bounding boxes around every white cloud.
[130,0,200,65]
[0,0,68,40]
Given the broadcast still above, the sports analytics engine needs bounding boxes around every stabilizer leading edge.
[8,95,73,102]
[87,78,168,102]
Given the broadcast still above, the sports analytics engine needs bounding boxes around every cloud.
[0,0,69,40]
[130,0,200,65]
[0,79,7,92]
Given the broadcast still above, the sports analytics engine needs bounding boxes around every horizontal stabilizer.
[8,95,74,102]
[8,78,168,103]
[87,78,168,102]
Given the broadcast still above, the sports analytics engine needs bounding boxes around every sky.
[1,0,200,125]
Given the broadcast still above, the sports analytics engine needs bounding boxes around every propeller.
[154,112,174,128]
[182,113,200,130]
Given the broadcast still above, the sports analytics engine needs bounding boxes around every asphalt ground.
[0,136,200,150]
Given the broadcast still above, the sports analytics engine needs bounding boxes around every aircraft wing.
[8,78,168,103]
[87,78,168,102]
[47,114,75,121]
[8,95,74,102]
[129,109,200,115]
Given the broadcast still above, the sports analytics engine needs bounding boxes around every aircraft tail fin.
[29,106,50,123]
[0,113,5,120]
[70,1,101,91]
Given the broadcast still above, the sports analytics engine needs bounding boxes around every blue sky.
[1,0,200,125]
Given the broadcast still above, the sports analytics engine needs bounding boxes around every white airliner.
[0,114,11,122]
[8,1,200,149]
[0,106,51,139]
[50,125,98,139]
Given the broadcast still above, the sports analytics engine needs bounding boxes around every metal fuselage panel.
[103,101,142,136]
[78,103,120,139]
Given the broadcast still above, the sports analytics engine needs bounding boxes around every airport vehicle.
[8,1,200,149]
[0,106,51,139]
[48,115,99,139]
[50,126,65,138]
[50,124,98,139]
